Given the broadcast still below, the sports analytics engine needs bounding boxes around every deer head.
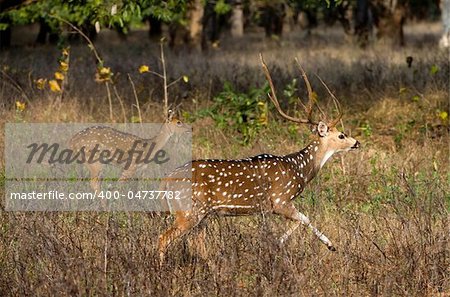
[161,110,191,136]
[260,54,360,170]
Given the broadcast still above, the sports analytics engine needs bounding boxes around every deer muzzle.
[351,140,360,150]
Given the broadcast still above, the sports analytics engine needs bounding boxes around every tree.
[258,0,286,38]
[372,0,407,46]
[230,0,244,37]
[0,0,188,48]
[0,0,26,47]
[355,0,373,47]
[439,0,450,48]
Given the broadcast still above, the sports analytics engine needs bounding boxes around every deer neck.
[147,124,173,157]
[291,138,336,182]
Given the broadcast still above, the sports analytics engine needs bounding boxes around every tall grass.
[0,22,448,296]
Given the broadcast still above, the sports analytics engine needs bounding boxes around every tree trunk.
[148,16,162,39]
[0,0,26,49]
[230,1,244,37]
[355,0,372,47]
[282,4,295,34]
[0,25,11,49]
[439,0,450,47]
[36,19,49,44]
[261,2,285,38]
[372,0,406,47]
[202,1,223,50]
[188,0,204,49]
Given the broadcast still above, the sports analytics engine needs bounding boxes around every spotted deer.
[158,56,360,262]
[69,115,190,192]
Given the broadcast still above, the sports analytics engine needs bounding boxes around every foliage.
[214,0,232,15]
[33,47,70,95]
[191,76,315,145]
[195,82,270,145]
[287,0,342,12]
[359,121,372,137]
[0,0,188,32]
[283,78,298,105]
[140,0,188,21]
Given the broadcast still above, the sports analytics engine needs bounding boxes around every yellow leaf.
[139,65,150,73]
[35,78,47,90]
[62,47,70,56]
[182,75,189,83]
[100,67,111,75]
[258,113,268,125]
[49,80,61,92]
[59,61,69,72]
[439,111,448,121]
[311,91,318,102]
[95,67,113,83]
[54,72,64,81]
[15,101,26,112]
[257,101,268,125]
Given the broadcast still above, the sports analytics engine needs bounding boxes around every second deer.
[159,56,360,262]
[69,114,190,192]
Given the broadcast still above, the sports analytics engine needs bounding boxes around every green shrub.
[195,82,270,145]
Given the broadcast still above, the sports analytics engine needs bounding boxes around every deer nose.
[352,141,360,149]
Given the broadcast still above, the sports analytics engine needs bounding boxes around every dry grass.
[0,22,449,296]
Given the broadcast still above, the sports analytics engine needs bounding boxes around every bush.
[195,81,270,145]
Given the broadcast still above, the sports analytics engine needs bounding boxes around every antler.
[294,58,318,122]
[315,75,343,128]
[260,54,318,125]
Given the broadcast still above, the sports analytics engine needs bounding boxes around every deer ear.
[317,121,329,137]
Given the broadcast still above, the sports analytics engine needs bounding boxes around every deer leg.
[86,163,102,192]
[115,166,137,192]
[119,166,137,181]
[274,202,336,251]
[158,211,205,264]
[279,221,301,244]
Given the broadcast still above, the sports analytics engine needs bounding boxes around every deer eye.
[338,134,345,139]
[176,121,182,126]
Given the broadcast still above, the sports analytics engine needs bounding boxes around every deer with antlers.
[158,55,360,262]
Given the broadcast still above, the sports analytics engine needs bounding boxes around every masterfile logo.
[5,123,193,211]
